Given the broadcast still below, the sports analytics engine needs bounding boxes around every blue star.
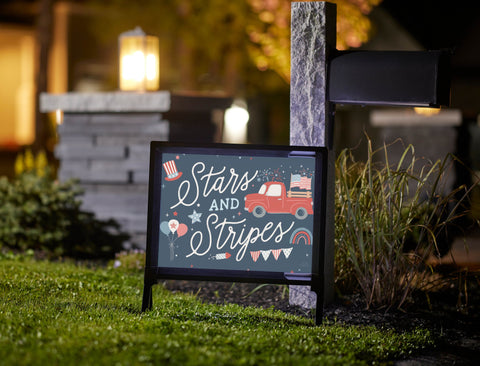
[188,210,202,224]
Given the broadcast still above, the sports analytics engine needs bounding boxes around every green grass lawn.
[0,256,434,365]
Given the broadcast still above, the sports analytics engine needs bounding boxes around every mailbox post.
[289,1,450,310]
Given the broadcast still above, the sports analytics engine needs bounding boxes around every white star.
[188,210,202,224]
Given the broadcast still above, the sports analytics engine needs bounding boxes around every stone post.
[289,1,336,308]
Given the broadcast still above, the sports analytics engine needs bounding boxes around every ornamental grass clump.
[335,138,469,310]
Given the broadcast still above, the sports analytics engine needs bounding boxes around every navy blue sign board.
[142,142,328,324]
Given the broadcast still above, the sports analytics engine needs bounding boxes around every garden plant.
[0,149,129,259]
[334,137,471,310]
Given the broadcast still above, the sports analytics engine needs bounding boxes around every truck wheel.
[252,206,266,218]
[295,207,308,220]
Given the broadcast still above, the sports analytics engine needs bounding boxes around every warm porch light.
[223,100,250,144]
[55,109,64,125]
[119,27,159,91]
[414,107,441,116]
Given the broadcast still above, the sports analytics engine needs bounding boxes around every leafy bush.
[110,249,146,273]
[334,138,470,310]
[0,172,129,259]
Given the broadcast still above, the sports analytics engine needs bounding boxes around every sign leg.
[141,281,153,312]
[314,288,324,326]
[311,273,324,326]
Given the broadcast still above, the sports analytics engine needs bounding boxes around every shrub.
[0,172,129,259]
[110,249,146,273]
[334,137,470,310]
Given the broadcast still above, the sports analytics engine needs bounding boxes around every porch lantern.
[119,27,159,91]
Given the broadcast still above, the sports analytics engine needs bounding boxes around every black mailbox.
[328,50,451,107]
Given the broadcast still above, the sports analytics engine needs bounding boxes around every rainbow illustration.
[290,228,312,245]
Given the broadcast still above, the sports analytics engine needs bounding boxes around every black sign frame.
[141,142,328,324]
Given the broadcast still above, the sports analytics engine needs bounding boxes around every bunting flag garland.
[249,248,294,262]
[282,247,293,259]
[250,251,260,262]
[271,249,282,260]
[261,250,271,261]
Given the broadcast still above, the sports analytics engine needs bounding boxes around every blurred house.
[0,0,479,177]
[0,0,95,176]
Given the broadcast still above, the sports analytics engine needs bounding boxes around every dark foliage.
[0,173,129,259]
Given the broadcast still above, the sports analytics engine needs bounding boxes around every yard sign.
[142,143,328,323]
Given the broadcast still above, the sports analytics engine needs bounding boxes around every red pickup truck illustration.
[244,181,313,220]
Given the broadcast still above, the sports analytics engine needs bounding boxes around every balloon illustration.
[168,219,179,233]
[160,221,170,236]
[160,220,188,261]
[177,223,188,237]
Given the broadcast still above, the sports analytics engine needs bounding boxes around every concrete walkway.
[396,230,480,365]
[431,231,480,270]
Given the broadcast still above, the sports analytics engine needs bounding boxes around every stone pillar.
[40,91,231,249]
[289,1,336,308]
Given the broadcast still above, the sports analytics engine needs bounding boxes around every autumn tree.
[247,0,383,83]
[90,0,382,93]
